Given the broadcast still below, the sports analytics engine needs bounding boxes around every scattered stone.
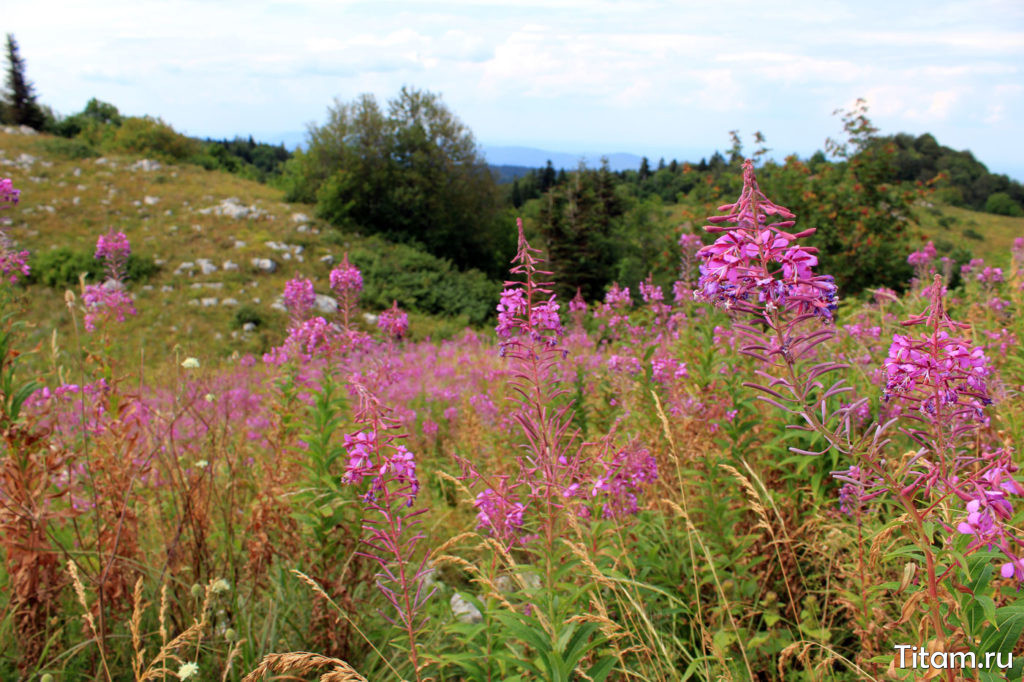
[201,297,218,307]
[143,196,160,206]
[320,254,335,266]
[1,124,38,136]
[242,322,256,332]
[142,285,154,291]
[251,258,277,274]
[363,313,379,325]
[296,224,309,233]
[197,197,268,220]
[450,593,482,624]
[221,298,238,306]
[72,196,80,205]
[314,294,338,315]
[291,212,310,223]
[131,159,162,172]
[161,285,174,292]
[197,259,217,275]
[233,240,246,249]
[222,260,239,271]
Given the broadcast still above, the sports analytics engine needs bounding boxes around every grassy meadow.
[1,127,1024,681]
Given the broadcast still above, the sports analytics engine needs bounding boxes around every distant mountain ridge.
[480,145,645,172]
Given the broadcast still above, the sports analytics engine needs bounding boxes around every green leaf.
[586,656,617,682]
[978,603,1024,656]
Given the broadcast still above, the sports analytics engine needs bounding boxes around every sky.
[6,0,1024,178]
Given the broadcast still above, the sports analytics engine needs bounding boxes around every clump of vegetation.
[28,247,158,288]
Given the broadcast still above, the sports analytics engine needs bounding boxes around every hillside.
[0,128,496,370]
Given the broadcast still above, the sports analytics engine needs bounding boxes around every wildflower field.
[2,149,1024,682]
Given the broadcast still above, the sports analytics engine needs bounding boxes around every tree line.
[4,33,1019,308]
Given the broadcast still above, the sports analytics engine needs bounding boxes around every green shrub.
[34,138,99,160]
[342,235,500,324]
[232,304,265,329]
[984,191,1024,217]
[29,248,100,287]
[106,116,199,161]
[962,227,984,241]
[29,248,159,288]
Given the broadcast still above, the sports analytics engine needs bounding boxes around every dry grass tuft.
[241,652,368,682]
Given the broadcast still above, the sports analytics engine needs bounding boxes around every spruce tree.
[3,34,45,129]
[638,156,651,180]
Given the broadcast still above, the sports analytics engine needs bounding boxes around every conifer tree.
[3,34,45,130]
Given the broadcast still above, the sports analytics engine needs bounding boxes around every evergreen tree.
[539,160,556,192]
[638,156,651,180]
[2,34,45,130]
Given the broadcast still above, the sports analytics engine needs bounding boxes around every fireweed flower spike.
[697,160,837,320]
[378,300,409,340]
[478,218,584,549]
[341,384,430,680]
[0,178,29,283]
[871,276,1024,579]
[696,160,851,458]
[82,230,137,332]
[282,276,316,323]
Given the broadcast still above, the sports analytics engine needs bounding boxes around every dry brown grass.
[242,652,368,682]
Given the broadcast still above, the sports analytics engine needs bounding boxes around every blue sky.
[8,0,1024,178]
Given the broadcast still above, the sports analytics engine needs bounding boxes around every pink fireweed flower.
[378,300,409,339]
[95,230,131,281]
[603,282,631,308]
[496,287,527,338]
[696,160,837,320]
[282,276,316,321]
[678,232,703,253]
[960,258,985,277]
[474,485,526,544]
[329,254,363,295]
[907,241,936,267]
[95,231,130,263]
[495,283,564,347]
[0,177,21,206]
[0,241,29,283]
[82,281,136,332]
[590,445,658,519]
[832,465,885,517]
[976,267,1004,286]
[342,429,420,502]
[568,288,587,313]
[882,279,992,418]
[639,277,664,304]
[0,178,28,282]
